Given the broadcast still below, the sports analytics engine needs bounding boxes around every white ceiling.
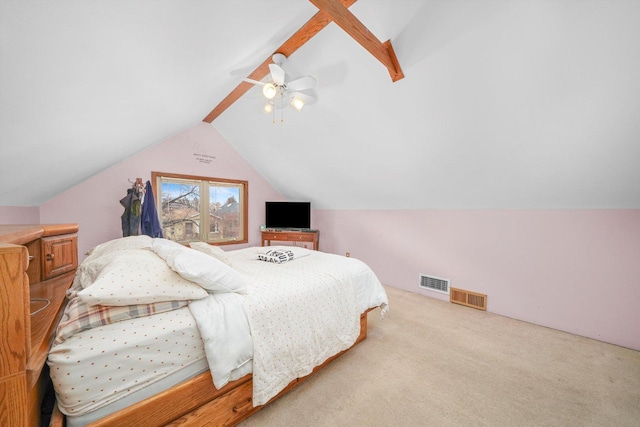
[2,0,639,209]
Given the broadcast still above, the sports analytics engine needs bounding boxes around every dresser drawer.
[263,233,282,241]
[288,233,314,242]
[167,378,255,426]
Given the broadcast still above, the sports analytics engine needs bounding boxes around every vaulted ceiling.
[2,0,639,209]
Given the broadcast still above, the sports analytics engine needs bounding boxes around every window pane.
[208,182,242,242]
[159,179,201,242]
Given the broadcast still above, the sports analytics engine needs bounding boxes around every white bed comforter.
[189,247,388,406]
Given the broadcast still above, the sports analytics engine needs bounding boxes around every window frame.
[152,171,248,245]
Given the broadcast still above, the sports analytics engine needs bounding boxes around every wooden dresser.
[261,229,319,250]
[0,224,78,427]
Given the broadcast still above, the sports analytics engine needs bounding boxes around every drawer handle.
[232,397,252,413]
[46,253,55,261]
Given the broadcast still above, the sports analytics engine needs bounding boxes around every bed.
[47,236,388,426]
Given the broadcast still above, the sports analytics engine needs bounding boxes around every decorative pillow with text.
[258,249,296,264]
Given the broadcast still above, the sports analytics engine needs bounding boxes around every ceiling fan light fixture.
[290,97,305,111]
[262,83,277,99]
[263,102,274,114]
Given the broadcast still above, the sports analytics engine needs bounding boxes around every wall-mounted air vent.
[450,287,487,311]
[419,274,450,294]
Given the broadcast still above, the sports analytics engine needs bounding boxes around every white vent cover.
[419,274,450,294]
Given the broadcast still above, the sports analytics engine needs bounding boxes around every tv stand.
[262,229,319,251]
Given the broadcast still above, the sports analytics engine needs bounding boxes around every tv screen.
[265,202,311,230]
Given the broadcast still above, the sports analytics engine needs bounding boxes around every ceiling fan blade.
[286,75,317,91]
[242,78,266,86]
[269,64,286,86]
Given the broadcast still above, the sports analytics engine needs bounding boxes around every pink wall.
[22,123,640,351]
[39,122,283,258]
[0,206,40,224]
[315,209,640,351]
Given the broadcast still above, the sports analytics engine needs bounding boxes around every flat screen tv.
[265,201,311,230]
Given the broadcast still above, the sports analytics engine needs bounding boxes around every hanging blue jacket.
[141,180,164,238]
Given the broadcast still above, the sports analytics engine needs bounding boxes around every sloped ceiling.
[1,0,639,209]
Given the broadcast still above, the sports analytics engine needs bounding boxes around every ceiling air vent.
[419,274,449,294]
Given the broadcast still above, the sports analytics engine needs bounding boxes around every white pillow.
[77,249,209,306]
[151,237,185,251]
[189,241,232,266]
[152,239,247,294]
[85,235,153,258]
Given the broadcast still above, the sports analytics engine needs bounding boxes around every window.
[152,172,248,245]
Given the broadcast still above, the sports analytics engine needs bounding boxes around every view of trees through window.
[151,172,248,245]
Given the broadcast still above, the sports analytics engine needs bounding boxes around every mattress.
[48,306,208,424]
[64,359,208,427]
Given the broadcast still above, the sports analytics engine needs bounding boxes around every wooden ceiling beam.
[203,0,357,123]
[309,0,403,82]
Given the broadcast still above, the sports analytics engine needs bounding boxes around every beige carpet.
[239,286,640,427]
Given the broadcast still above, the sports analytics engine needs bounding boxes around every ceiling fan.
[204,0,403,123]
[243,53,317,115]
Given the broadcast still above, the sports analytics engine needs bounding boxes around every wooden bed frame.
[54,310,371,427]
